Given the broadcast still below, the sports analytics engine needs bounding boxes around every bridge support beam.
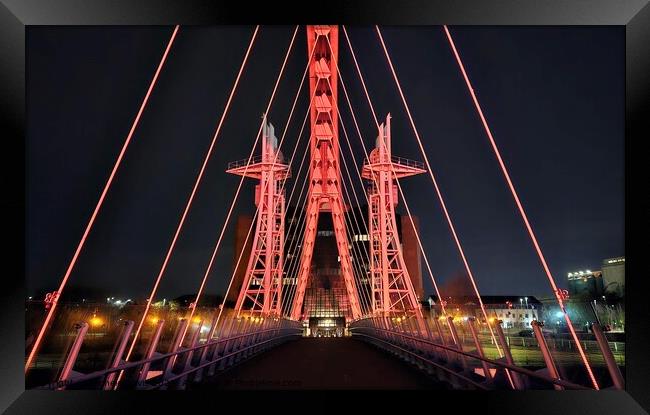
[103,320,134,390]
[194,311,221,382]
[176,321,203,389]
[493,319,524,390]
[468,318,493,381]
[432,317,453,362]
[592,322,625,390]
[447,317,468,370]
[158,319,188,390]
[57,322,89,390]
[531,320,563,390]
[135,319,165,388]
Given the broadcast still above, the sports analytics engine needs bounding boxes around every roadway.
[192,337,448,389]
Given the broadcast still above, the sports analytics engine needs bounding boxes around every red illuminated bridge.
[25,25,625,392]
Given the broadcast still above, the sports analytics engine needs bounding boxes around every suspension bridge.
[25,25,625,391]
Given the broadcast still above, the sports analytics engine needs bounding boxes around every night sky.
[26,26,624,302]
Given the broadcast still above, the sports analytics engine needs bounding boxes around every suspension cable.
[341,27,472,356]
[280,178,310,315]
[336,147,373,315]
[280,147,314,316]
[338,158,376,316]
[325,34,422,320]
[341,178,365,316]
[374,25,500,329]
[341,25,448,318]
[337,113,376,314]
[240,86,315,321]
[114,25,276,388]
[341,27,466,356]
[328,32,436,314]
[278,110,314,317]
[374,25,522,386]
[25,25,180,374]
[212,40,318,328]
[227,101,309,322]
[183,27,316,342]
[281,155,313,316]
[233,36,318,322]
[338,135,371,268]
[442,25,599,389]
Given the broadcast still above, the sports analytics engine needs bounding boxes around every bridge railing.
[349,317,606,390]
[363,155,426,170]
[227,154,287,170]
[34,316,302,390]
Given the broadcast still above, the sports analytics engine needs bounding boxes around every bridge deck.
[193,337,447,389]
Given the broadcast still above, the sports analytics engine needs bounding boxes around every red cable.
[183,26,310,340]
[443,25,599,389]
[374,25,508,360]
[114,25,262,387]
[341,26,449,317]
[25,25,180,374]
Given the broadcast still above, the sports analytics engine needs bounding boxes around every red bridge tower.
[228,117,289,317]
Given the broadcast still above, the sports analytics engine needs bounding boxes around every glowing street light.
[89,315,103,327]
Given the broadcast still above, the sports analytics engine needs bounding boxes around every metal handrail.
[390,155,425,170]
[350,323,590,390]
[150,332,299,389]
[363,155,425,170]
[352,332,488,390]
[228,155,263,169]
[36,323,302,390]
[228,154,286,170]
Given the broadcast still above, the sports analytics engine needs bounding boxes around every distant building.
[426,295,541,329]
[227,215,254,305]
[491,306,540,330]
[400,215,424,300]
[567,269,604,298]
[602,257,625,297]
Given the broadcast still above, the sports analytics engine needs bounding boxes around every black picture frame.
[2,0,649,413]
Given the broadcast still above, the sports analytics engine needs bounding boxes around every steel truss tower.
[290,25,362,321]
[228,117,289,317]
[362,114,426,326]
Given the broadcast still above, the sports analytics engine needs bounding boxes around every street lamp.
[525,297,528,309]
[519,298,523,309]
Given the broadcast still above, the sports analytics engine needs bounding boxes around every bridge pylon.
[290,25,363,321]
[227,116,289,317]
[362,114,426,330]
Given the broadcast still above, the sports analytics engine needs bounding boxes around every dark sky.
[26,26,624,301]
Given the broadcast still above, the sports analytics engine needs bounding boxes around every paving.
[194,337,448,389]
